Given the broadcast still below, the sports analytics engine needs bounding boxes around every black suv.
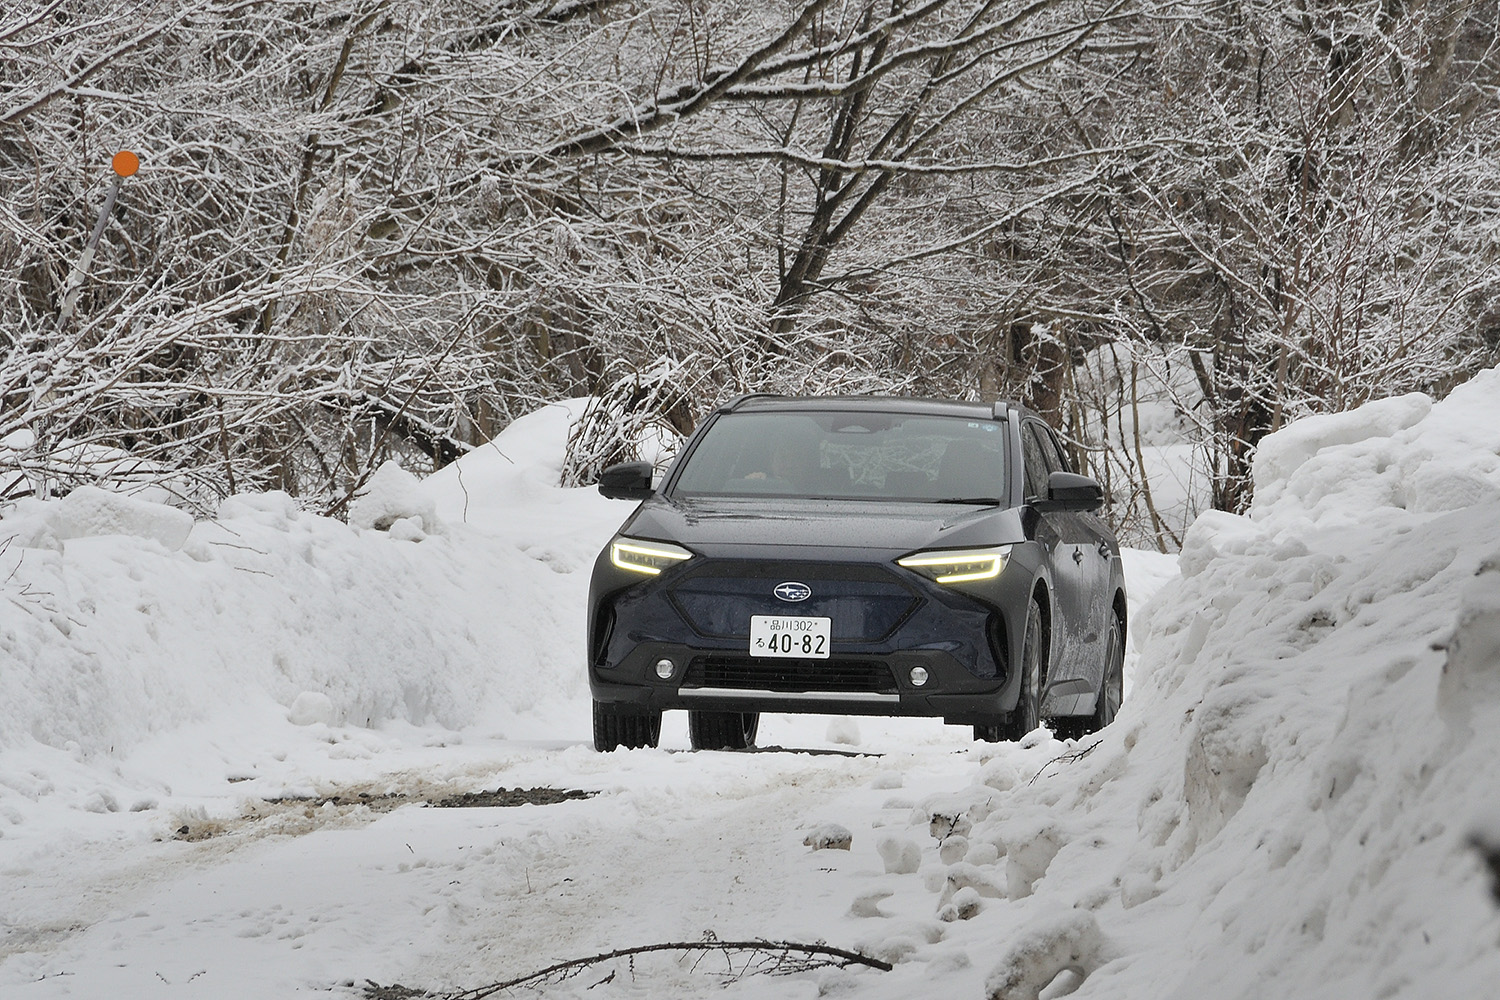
[587,395,1126,751]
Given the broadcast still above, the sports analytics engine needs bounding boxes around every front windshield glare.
[670,410,1007,502]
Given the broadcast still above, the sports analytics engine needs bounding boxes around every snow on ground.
[2,376,1499,999]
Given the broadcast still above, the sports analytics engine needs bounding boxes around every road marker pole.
[34,152,140,500]
[57,151,138,329]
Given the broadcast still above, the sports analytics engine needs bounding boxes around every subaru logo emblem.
[774,581,812,602]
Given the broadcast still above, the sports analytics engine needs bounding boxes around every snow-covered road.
[0,716,1079,999]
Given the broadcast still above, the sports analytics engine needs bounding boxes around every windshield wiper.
[929,497,1001,506]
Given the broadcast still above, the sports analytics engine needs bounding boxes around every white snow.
[3,374,1500,999]
[45,485,196,550]
[347,460,441,535]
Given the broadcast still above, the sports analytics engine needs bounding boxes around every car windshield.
[670,409,1008,503]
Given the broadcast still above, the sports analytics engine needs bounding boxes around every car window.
[1043,426,1074,474]
[670,410,1007,502]
[1021,423,1051,501]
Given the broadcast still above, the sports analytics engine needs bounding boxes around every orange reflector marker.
[112,151,139,177]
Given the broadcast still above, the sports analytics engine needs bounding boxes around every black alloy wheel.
[1004,599,1046,742]
[1092,611,1125,731]
[592,700,663,751]
[688,710,760,750]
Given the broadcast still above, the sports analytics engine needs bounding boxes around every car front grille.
[683,656,898,694]
[666,562,921,641]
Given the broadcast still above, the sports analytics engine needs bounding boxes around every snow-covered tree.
[2,0,1495,531]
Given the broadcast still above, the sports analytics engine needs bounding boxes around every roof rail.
[992,400,1016,421]
[721,392,786,412]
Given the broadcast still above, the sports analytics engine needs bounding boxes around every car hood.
[620,496,1024,556]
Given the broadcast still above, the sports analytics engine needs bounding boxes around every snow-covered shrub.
[983,908,1106,1000]
[803,823,853,851]
[347,461,440,535]
[45,486,194,550]
[560,361,691,488]
[876,834,922,875]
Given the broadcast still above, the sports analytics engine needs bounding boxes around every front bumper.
[588,551,1024,725]
[590,641,1007,722]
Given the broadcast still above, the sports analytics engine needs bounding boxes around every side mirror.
[597,460,655,501]
[1038,471,1103,513]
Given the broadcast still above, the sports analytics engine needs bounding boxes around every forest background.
[2,0,1497,548]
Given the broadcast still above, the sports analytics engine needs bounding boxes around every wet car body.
[587,395,1127,751]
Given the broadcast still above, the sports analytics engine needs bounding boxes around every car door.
[1021,423,1077,681]
[1038,423,1112,713]
[1022,421,1098,714]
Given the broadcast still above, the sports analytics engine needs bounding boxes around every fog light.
[655,658,676,679]
[909,666,929,687]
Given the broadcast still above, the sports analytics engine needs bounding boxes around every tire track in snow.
[393,748,899,994]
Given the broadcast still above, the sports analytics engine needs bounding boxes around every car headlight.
[897,545,1011,584]
[609,537,693,575]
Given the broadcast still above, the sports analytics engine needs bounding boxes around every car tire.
[592,700,662,752]
[1004,599,1045,742]
[1091,611,1125,731]
[687,710,759,750]
[972,720,1006,742]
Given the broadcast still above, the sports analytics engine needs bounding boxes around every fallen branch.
[386,939,893,999]
[1028,739,1103,786]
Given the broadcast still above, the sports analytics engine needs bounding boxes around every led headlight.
[609,537,693,575]
[896,545,1011,584]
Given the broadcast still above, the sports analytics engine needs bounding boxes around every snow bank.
[0,401,628,790]
[1250,369,1500,521]
[0,497,566,757]
[421,399,590,524]
[417,399,619,574]
[898,367,1500,998]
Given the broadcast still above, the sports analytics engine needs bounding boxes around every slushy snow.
[2,374,1499,999]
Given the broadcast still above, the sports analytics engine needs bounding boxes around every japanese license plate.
[749,615,831,659]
